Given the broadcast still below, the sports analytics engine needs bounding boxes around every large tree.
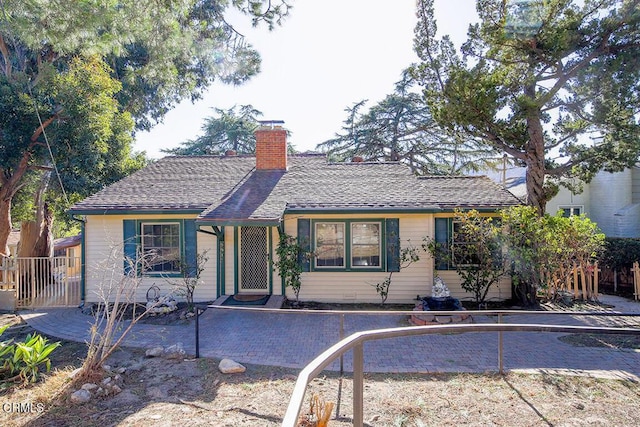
[411,0,640,213]
[0,0,291,256]
[163,104,263,155]
[317,75,502,174]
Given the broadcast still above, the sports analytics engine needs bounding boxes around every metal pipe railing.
[207,305,640,426]
[281,322,640,427]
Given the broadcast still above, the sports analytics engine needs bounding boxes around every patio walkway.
[19,295,640,378]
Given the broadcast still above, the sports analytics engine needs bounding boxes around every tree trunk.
[17,221,40,257]
[18,172,53,258]
[0,192,12,257]
[524,86,548,216]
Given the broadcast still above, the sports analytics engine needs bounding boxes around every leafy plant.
[599,238,640,271]
[373,240,424,305]
[0,325,60,384]
[274,233,309,304]
[500,206,605,306]
[12,334,61,383]
[427,210,506,308]
[172,250,210,311]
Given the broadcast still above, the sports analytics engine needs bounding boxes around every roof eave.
[195,218,283,227]
[284,206,442,214]
[69,208,206,215]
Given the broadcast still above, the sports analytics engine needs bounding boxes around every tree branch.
[30,165,55,172]
[0,34,11,80]
[30,113,59,143]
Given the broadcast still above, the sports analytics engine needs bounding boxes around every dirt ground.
[1,308,640,426]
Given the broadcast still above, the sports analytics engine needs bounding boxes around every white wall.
[545,184,590,217]
[83,214,217,303]
[546,167,640,238]
[590,169,633,236]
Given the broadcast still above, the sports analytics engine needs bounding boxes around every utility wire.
[0,0,70,206]
[28,84,70,206]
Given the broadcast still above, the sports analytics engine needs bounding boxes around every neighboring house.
[546,167,640,238]
[53,235,82,279]
[7,229,20,257]
[70,123,520,304]
[496,165,640,238]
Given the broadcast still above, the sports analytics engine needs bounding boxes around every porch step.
[211,295,230,306]
[209,294,284,308]
[265,295,285,309]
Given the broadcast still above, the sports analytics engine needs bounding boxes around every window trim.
[558,205,583,217]
[313,222,346,269]
[435,216,502,271]
[138,220,184,277]
[451,220,480,267]
[350,222,383,269]
[311,219,385,272]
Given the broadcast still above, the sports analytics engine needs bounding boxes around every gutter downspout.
[70,214,86,305]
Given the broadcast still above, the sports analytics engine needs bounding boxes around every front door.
[239,226,269,293]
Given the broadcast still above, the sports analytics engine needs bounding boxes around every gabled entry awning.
[196,169,287,227]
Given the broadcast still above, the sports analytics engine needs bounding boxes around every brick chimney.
[255,120,287,171]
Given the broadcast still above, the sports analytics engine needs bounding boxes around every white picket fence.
[0,256,81,308]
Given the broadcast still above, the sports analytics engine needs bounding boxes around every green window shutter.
[386,218,400,272]
[184,220,198,277]
[434,218,451,270]
[297,219,311,272]
[123,220,138,276]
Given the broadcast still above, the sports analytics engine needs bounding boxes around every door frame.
[234,226,273,294]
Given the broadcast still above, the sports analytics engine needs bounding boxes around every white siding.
[83,214,218,303]
[282,213,434,304]
[632,167,640,204]
[193,229,217,302]
[436,271,512,303]
[271,227,284,296]
[546,167,640,238]
[590,169,633,236]
[545,185,589,217]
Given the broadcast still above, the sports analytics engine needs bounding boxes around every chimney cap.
[258,120,285,129]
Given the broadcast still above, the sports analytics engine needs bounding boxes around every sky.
[134,0,479,159]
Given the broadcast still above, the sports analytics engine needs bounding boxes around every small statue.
[432,276,451,299]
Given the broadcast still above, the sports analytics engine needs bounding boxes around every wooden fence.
[0,256,81,308]
[540,262,600,302]
[632,262,640,301]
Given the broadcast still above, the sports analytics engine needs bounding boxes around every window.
[435,217,501,270]
[141,223,181,273]
[68,248,76,268]
[560,206,582,217]
[315,223,345,267]
[312,220,384,270]
[452,221,480,266]
[123,219,196,277]
[351,222,381,267]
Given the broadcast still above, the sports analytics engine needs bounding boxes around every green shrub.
[599,238,640,270]
[0,325,60,384]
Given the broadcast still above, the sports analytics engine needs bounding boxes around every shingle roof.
[70,154,520,222]
[417,176,522,209]
[70,156,256,212]
[53,235,82,250]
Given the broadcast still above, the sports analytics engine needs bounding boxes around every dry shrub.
[297,393,334,427]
